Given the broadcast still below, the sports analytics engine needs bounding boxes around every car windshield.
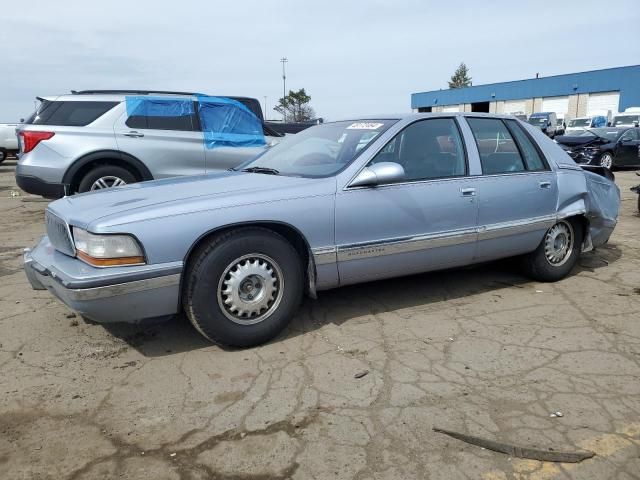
[568,118,590,127]
[612,115,639,126]
[556,119,564,126]
[240,120,397,177]
[527,116,548,126]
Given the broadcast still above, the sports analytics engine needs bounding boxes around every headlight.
[583,147,600,157]
[72,228,145,267]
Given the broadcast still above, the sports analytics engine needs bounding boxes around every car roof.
[330,112,532,123]
[39,92,196,102]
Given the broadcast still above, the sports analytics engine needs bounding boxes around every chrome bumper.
[23,238,182,323]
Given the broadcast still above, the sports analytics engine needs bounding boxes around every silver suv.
[16,90,280,198]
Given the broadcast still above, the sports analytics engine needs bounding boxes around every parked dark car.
[632,172,640,212]
[555,127,640,169]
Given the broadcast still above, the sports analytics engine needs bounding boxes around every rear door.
[114,97,205,179]
[465,117,558,261]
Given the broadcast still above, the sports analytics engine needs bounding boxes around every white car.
[612,108,640,128]
[0,123,19,162]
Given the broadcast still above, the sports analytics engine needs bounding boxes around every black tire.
[183,227,304,347]
[521,218,583,282]
[77,165,137,193]
[0,149,6,163]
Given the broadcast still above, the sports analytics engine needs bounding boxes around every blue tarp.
[125,96,194,117]
[197,96,265,149]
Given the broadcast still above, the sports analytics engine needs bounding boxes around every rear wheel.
[183,227,304,347]
[599,152,614,169]
[0,149,6,163]
[521,218,583,282]
[77,165,136,193]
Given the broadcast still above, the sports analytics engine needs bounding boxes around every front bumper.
[24,236,182,323]
[564,150,596,164]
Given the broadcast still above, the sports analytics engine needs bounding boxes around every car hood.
[555,136,607,148]
[48,171,336,230]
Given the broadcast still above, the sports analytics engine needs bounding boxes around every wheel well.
[70,158,143,193]
[186,222,310,267]
[182,222,313,301]
[567,214,589,247]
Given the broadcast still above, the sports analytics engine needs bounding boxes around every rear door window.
[125,97,196,131]
[126,114,195,131]
[27,101,118,126]
[467,117,526,174]
[504,119,549,171]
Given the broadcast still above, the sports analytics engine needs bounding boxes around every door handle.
[460,187,476,197]
[123,131,144,138]
[539,181,551,189]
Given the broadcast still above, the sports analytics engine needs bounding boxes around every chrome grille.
[45,210,75,256]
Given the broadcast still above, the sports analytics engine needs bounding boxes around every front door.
[616,129,640,167]
[335,117,479,284]
[113,98,205,179]
[464,117,559,261]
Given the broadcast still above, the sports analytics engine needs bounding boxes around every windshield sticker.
[347,122,384,130]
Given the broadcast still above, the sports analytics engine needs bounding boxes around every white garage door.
[442,105,460,112]
[588,92,620,115]
[503,100,526,114]
[542,96,569,115]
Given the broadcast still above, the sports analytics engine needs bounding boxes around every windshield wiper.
[241,166,280,175]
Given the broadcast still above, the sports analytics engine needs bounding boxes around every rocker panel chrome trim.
[336,228,477,262]
[314,214,572,264]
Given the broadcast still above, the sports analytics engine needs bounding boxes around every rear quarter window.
[27,101,119,126]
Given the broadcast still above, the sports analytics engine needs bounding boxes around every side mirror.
[19,118,24,123]
[350,162,405,187]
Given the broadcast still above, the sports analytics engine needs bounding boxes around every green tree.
[448,62,472,89]
[274,88,315,122]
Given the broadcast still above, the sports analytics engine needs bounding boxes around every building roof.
[411,65,640,111]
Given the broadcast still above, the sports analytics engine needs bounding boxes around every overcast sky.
[1,0,639,122]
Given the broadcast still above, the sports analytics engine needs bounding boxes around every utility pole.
[280,57,288,122]
[263,96,267,120]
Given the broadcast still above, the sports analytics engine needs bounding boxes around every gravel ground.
[1,159,639,480]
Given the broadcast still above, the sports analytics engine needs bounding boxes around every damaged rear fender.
[555,168,620,251]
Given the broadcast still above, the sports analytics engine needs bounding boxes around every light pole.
[280,57,288,122]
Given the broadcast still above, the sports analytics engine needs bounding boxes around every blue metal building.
[411,65,640,118]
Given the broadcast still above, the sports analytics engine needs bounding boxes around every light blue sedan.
[24,113,620,347]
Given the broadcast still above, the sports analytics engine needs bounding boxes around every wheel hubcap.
[90,176,127,190]
[600,154,612,169]
[217,254,283,325]
[544,221,574,266]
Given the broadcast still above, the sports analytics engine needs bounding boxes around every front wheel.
[521,219,583,282]
[183,227,304,347]
[599,152,614,169]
